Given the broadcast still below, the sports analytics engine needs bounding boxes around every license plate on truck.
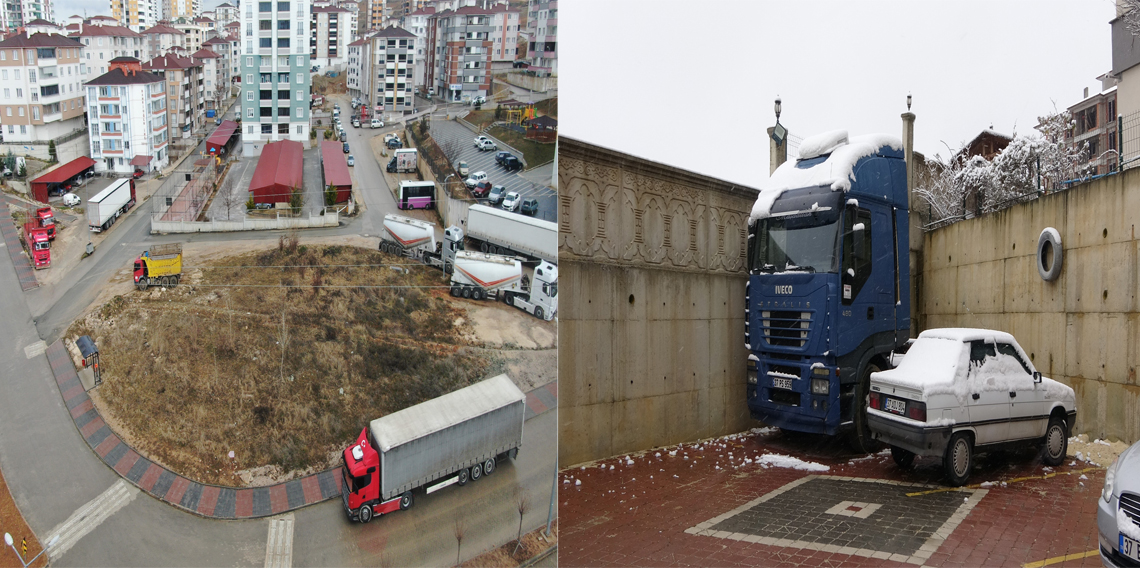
[772,377,792,390]
[1122,534,1140,562]
[885,398,906,415]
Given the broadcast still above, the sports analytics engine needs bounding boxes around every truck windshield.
[749,187,843,274]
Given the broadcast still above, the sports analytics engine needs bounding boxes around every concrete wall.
[558,137,759,466]
[922,168,1140,443]
[150,210,340,233]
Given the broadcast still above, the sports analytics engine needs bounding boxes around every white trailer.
[379,214,463,272]
[394,148,418,173]
[466,204,556,264]
[450,251,558,321]
[87,178,136,232]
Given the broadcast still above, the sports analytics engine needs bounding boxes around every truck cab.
[24,224,50,268]
[35,207,55,239]
[745,131,909,450]
[342,428,403,523]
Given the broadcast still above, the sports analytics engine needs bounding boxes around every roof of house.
[71,23,142,37]
[216,2,236,7]
[25,18,58,26]
[313,5,351,13]
[89,15,117,21]
[407,7,436,16]
[142,54,201,70]
[192,16,214,23]
[191,48,220,59]
[349,37,369,46]
[141,24,183,34]
[0,32,83,48]
[372,25,415,38]
[85,66,164,85]
[109,56,139,62]
[202,36,228,45]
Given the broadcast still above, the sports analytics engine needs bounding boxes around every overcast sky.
[561,0,1117,189]
[52,0,231,23]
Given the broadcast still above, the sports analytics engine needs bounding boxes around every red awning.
[250,140,304,203]
[31,156,95,183]
[129,155,153,166]
[206,120,239,155]
[320,141,352,187]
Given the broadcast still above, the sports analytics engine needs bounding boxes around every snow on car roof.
[917,327,1016,344]
[875,336,966,388]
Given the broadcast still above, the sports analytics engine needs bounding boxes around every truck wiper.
[758,264,777,273]
[783,264,816,273]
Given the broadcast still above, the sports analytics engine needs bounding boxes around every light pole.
[4,532,60,567]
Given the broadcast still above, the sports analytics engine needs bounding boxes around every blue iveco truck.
[745,130,910,451]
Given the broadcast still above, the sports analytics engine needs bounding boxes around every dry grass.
[459,520,557,568]
[68,243,494,486]
[0,466,46,568]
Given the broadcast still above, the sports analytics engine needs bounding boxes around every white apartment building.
[110,0,161,33]
[213,2,237,27]
[190,47,220,109]
[203,35,234,95]
[142,52,203,138]
[486,3,517,63]
[162,0,198,21]
[71,22,147,85]
[310,5,350,69]
[399,6,431,89]
[525,0,554,75]
[85,57,170,174]
[367,25,414,116]
[0,32,87,142]
[239,0,312,156]
[141,22,185,57]
[8,0,53,29]
[173,19,205,53]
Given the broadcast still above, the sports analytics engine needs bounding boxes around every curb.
[45,338,556,519]
[519,544,557,568]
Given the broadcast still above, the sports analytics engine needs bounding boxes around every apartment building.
[310,5,350,69]
[1066,86,1120,176]
[142,52,203,138]
[173,19,205,53]
[239,0,311,156]
[368,0,384,29]
[24,18,61,34]
[71,22,146,85]
[110,0,161,33]
[399,6,431,89]
[189,47,221,109]
[525,0,554,75]
[141,22,185,56]
[424,6,491,102]
[203,35,234,95]
[85,56,169,173]
[192,16,215,36]
[213,2,237,27]
[7,0,53,30]
[486,3,517,63]
[362,25,413,115]
[162,0,198,21]
[0,32,86,142]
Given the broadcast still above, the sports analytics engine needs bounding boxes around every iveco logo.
[773,285,793,295]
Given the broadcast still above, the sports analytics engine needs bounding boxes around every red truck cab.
[35,207,55,239]
[341,428,403,523]
[23,223,50,268]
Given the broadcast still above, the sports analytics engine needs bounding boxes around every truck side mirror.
[1033,371,1041,384]
[852,222,866,261]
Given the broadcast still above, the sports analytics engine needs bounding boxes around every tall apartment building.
[162,0,199,21]
[190,47,219,109]
[0,32,87,142]
[110,0,161,33]
[399,6,431,89]
[7,0,53,30]
[525,0,553,75]
[367,26,414,115]
[85,56,169,173]
[203,35,233,95]
[213,2,237,27]
[368,0,384,29]
[141,22,185,56]
[192,16,216,36]
[142,52,203,138]
[486,3,517,63]
[345,33,369,100]
[310,5,350,69]
[239,0,311,156]
[424,6,491,102]
[71,22,146,85]
[1066,85,1120,176]
[173,19,205,53]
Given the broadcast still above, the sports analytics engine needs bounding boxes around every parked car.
[347,154,355,167]
[62,193,81,207]
[867,328,1076,486]
[471,181,493,198]
[501,191,521,211]
[386,157,396,173]
[457,161,470,177]
[371,118,383,128]
[502,156,522,172]
[343,142,351,153]
[520,197,539,216]
[132,170,144,179]
[495,151,513,166]
[215,117,222,125]
[1099,439,1140,566]
[487,184,505,205]
[473,135,492,147]
[475,138,497,151]
[465,171,488,188]
[340,132,347,142]
[470,95,487,105]
[387,138,402,149]
[353,118,361,128]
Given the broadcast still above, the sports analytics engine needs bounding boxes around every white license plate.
[772,377,792,390]
[1122,534,1140,562]
[885,398,906,415]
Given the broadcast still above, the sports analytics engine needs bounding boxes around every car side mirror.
[1033,371,1042,384]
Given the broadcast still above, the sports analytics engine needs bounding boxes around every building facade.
[141,22,185,56]
[487,3,517,63]
[162,0,199,21]
[213,2,237,27]
[110,0,160,33]
[310,5,350,69]
[367,25,414,116]
[399,6,431,89]
[1068,86,1119,176]
[525,0,554,75]
[190,47,220,109]
[425,6,491,102]
[142,53,203,138]
[239,0,311,156]
[71,22,146,85]
[0,32,87,142]
[85,57,169,173]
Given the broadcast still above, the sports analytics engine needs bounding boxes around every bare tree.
[513,488,531,556]
[439,137,462,169]
[276,310,290,382]
[453,516,467,566]
[217,174,238,221]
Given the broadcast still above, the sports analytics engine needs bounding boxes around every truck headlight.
[810,378,829,395]
[1103,456,1119,503]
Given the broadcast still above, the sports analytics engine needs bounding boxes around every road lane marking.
[47,479,139,562]
[264,513,294,568]
[23,340,45,359]
[1021,549,1099,567]
[905,466,1104,497]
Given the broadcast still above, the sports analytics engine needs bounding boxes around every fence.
[150,209,340,233]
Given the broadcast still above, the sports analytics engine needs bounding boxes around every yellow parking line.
[1020,549,1099,568]
[905,467,1104,497]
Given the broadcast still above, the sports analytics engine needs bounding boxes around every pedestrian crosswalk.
[46,479,139,562]
[264,513,294,568]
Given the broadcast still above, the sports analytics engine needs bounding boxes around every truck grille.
[1122,492,1140,526]
[769,389,800,407]
[762,311,811,347]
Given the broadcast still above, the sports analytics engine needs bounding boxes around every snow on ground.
[756,453,830,472]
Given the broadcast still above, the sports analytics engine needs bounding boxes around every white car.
[62,193,81,207]
[501,191,521,211]
[371,118,383,128]
[1099,439,1140,565]
[866,328,1075,486]
[475,138,497,151]
[473,135,492,147]
[464,171,488,188]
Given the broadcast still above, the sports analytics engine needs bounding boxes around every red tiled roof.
[191,48,220,58]
[141,24,183,34]
[71,23,142,37]
[25,18,58,26]
[85,67,164,85]
[372,25,415,38]
[0,32,83,48]
[142,54,201,70]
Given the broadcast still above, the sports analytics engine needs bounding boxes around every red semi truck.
[28,206,55,240]
[22,222,50,268]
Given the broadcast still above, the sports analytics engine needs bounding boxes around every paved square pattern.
[686,475,987,565]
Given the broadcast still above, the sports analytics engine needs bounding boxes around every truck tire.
[1037,228,1063,282]
[483,457,495,476]
[535,307,544,320]
[444,261,453,275]
[399,491,413,510]
[480,242,489,253]
[171,275,180,287]
[943,431,973,487]
[359,505,373,523]
[136,279,148,291]
[160,276,170,288]
[450,285,460,297]
[474,288,485,301]
[849,363,881,454]
[457,468,469,486]
[462,287,472,299]
[470,462,482,481]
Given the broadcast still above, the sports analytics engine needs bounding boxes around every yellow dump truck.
[133,243,183,290]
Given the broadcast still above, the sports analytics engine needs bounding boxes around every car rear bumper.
[866,409,952,457]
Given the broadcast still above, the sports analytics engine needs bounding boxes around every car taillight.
[906,401,926,422]
[869,391,881,410]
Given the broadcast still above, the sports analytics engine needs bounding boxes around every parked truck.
[30,206,56,239]
[133,243,183,290]
[22,223,50,268]
[466,204,557,265]
[745,130,910,451]
[450,251,558,321]
[88,178,136,233]
[393,148,417,173]
[379,214,463,273]
[341,373,525,523]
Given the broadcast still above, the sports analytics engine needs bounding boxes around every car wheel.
[470,462,482,481]
[457,468,469,486]
[943,431,973,487]
[483,457,495,476]
[1042,416,1068,466]
[890,446,915,469]
[359,505,373,523]
[848,363,881,454]
[399,491,413,510]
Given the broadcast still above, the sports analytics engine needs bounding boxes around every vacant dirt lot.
[69,236,555,486]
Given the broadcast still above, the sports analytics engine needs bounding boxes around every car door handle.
[972,393,980,400]
[1009,392,1016,398]
[867,307,874,320]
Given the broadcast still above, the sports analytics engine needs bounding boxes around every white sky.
[561,0,1116,189]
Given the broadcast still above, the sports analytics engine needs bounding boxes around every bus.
[398,180,435,210]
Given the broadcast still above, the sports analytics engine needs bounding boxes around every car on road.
[487,184,505,205]
[347,155,355,167]
[132,170,144,179]
[469,95,487,105]
[62,193,81,207]
[1099,439,1140,566]
[457,161,469,177]
[471,180,492,198]
[520,197,539,216]
[215,117,222,125]
[475,138,497,151]
[495,151,513,165]
[867,328,1076,486]
[502,156,522,172]
[371,118,383,128]
[465,171,488,188]
[353,118,361,128]
[343,142,351,153]
[501,191,521,211]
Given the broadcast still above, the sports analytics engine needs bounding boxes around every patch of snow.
[798,130,849,160]
[1095,439,1112,446]
[1080,474,1088,480]
[757,453,830,472]
[1120,508,1140,540]
[980,481,994,488]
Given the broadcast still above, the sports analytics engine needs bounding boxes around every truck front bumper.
[866,408,952,457]
[341,485,359,521]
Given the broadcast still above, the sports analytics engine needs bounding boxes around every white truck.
[450,251,558,321]
[466,204,557,264]
[379,214,463,273]
[88,178,137,232]
[393,148,418,173]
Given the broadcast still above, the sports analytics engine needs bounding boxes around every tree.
[18,160,26,178]
[324,183,337,206]
[217,175,238,220]
[440,138,461,169]
[47,139,57,162]
[453,516,467,566]
[246,195,255,211]
[289,186,304,213]
[4,149,15,174]
[324,128,334,140]
[513,488,531,556]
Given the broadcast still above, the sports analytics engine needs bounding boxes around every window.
[277,89,288,99]
[295,107,302,117]
[841,207,872,304]
[295,90,302,101]
[296,73,302,83]
[32,106,38,120]
[260,19,271,30]
[247,74,253,83]
[260,90,271,100]
[261,123,272,133]
[12,70,18,80]
[277,106,288,116]
[246,56,253,66]
[247,107,254,118]
[260,38,271,48]
[19,125,24,134]
[259,1,271,11]
[277,72,289,82]
[277,38,289,48]
[260,73,271,82]
[17,107,23,116]
[277,2,289,11]
[247,91,253,101]
[2,89,6,99]
[277,123,288,133]
[260,107,272,117]
[27,70,34,82]
[278,20,289,29]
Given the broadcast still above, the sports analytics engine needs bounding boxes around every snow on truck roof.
[750,131,902,223]
[369,374,524,452]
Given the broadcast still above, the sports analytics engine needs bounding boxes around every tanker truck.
[450,251,558,321]
[378,214,464,273]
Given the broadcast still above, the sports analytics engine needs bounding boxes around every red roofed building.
[141,22,185,57]
[142,53,204,138]
[191,48,221,108]
[0,32,87,144]
[83,57,170,174]
[250,140,305,205]
[320,140,352,202]
[70,22,146,85]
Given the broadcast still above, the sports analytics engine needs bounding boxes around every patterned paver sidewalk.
[46,339,556,519]
[0,193,39,290]
[559,428,1103,567]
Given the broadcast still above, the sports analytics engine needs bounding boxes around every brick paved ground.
[560,428,1103,567]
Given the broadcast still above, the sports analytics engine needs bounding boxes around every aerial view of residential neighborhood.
[0,0,558,565]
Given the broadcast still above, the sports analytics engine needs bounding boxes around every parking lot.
[428,117,557,222]
[560,428,1105,567]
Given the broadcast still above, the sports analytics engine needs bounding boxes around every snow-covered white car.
[866,328,1075,486]
[1099,439,1140,566]
[464,171,488,189]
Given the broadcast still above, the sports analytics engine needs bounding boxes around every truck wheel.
[535,307,545,320]
[474,288,485,301]
[137,279,148,291]
[480,242,489,253]
[890,446,915,469]
[161,276,170,288]
[462,287,472,299]
[171,275,180,288]
[483,457,495,476]
[399,491,413,510]
[457,468,469,486]
[849,363,881,454]
[450,285,460,297]
[359,505,373,523]
[1042,416,1068,466]
[444,262,453,275]
[470,463,482,481]
[943,431,973,487]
